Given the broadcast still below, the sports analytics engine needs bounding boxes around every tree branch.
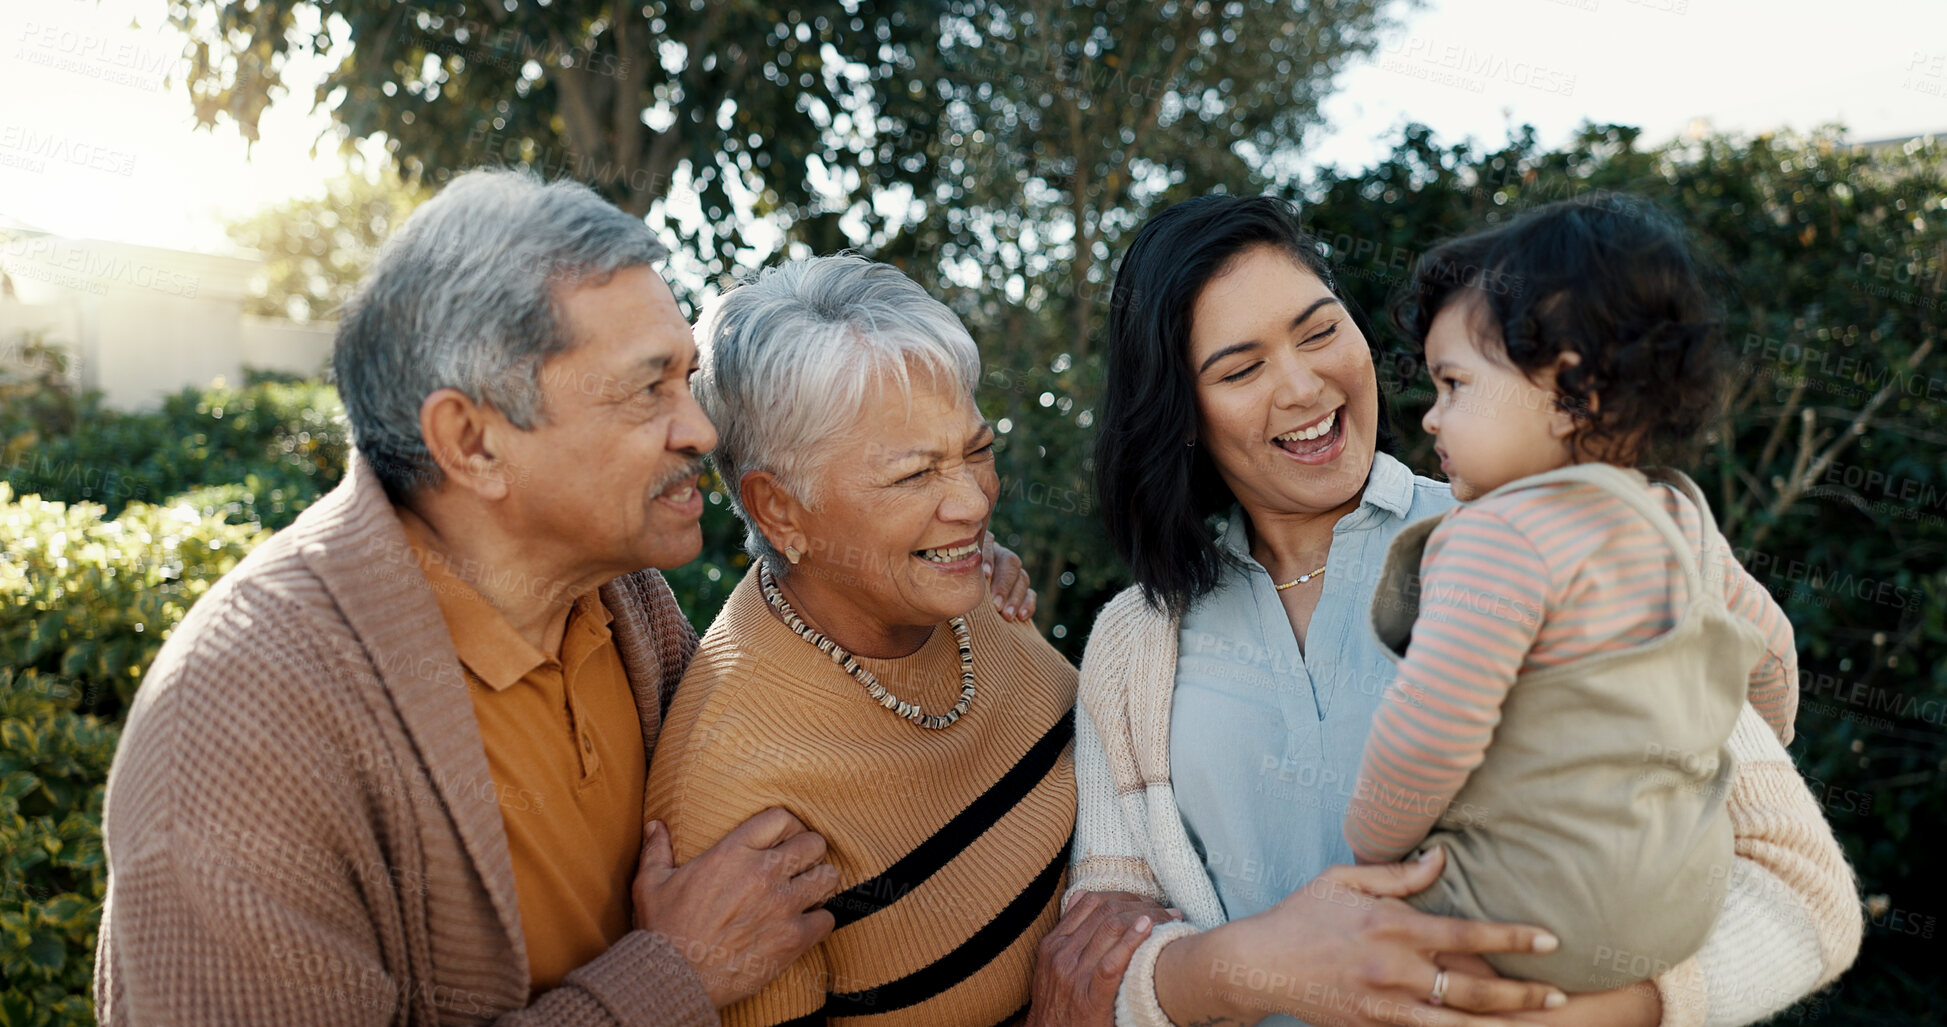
[1728,347,1808,535]
[1747,337,1935,550]
[550,43,610,177]
[606,2,655,205]
[1106,13,1196,223]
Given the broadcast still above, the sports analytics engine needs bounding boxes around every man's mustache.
[649,458,708,496]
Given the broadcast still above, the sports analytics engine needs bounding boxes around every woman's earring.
[784,545,801,565]
[1185,438,1196,447]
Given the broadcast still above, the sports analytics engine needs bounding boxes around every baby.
[1344,194,1799,992]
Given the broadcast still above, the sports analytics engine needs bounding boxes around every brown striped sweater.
[646,566,1077,1027]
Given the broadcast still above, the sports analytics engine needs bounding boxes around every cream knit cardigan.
[1066,585,1862,1027]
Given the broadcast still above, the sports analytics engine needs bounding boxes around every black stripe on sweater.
[824,838,1069,1017]
[770,996,1028,1026]
[825,713,1073,930]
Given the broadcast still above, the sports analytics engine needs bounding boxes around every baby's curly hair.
[1394,192,1730,466]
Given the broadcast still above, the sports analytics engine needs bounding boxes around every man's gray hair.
[695,255,981,573]
[334,168,668,499]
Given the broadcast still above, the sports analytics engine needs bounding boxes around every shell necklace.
[759,566,975,730]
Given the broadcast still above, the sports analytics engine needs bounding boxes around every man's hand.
[983,531,1037,622]
[1026,891,1181,1027]
[633,808,841,1008]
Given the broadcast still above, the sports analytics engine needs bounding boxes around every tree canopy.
[166,0,1409,279]
[225,168,429,321]
[169,0,1413,619]
[0,1,1940,1018]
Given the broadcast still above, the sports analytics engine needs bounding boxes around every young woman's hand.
[1486,961,1659,1027]
[1430,941,1661,1025]
[1504,982,1657,1027]
[1154,848,1567,1027]
[1026,890,1181,1027]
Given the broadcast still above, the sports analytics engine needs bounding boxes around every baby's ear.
[1548,352,1590,441]
[1548,404,1580,441]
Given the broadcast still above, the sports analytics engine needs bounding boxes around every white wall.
[240,315,335,380]
[0,296,81,385]
[0,231,332,409]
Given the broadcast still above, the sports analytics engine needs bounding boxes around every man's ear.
[739,469,810,560]
[419,388,516,501]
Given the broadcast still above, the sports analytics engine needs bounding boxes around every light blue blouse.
[1170,451,1457,937]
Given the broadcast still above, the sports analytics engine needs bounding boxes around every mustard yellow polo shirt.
[398,509,646,994]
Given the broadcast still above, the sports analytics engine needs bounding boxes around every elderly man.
[91,170,1032,1025]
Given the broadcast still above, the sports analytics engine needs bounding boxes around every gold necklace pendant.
[1273,563,1329,592]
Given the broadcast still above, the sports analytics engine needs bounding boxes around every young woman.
[1067,194,1860,1027]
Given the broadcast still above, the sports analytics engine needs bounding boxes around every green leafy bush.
[0,377,347,530]
[0,669,118,1027]
[0,485,263,1026]
[0,485,268,719]
[0,124,1940,1024]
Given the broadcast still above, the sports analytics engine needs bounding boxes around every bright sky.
[4,0,1944,256]
[0,0,363,253]
[1300,0,1947,177]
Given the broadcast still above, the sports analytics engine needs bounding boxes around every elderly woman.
[646,255,1166,1026]
[1069,195,1863,1027]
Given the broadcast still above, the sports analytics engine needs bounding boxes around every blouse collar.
[1216,450,1420,561]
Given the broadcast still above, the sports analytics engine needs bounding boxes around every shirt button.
[581,735,594,753]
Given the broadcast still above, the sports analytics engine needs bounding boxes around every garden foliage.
[0,124,1941,1024]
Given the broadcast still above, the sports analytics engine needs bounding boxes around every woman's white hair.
[694,255,982,573]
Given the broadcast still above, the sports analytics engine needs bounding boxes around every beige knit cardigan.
[1066,585,1863,1027]
[93,453,717,1026]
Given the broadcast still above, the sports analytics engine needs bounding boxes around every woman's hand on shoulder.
[1156,849,1566,1027]
[984,531,1038,623]
[1026,890,1182,1027]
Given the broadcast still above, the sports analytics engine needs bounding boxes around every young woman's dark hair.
[1095,194,1398,616]
[1393,191,1728,468]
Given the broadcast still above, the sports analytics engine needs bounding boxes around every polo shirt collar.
[397,507,553,691]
